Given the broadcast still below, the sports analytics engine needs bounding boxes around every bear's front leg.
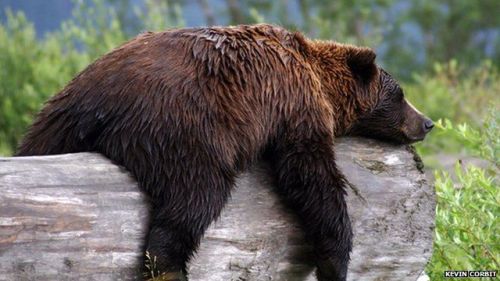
[268,129,352,281]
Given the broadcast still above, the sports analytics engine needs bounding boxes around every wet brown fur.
[16,24,431,281]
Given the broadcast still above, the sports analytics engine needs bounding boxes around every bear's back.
[17,24,319,173]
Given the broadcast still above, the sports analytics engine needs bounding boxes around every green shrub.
[403,61,499,160]
[428,165,499,280]
[436,113,499,170]
[426,112,499,280]
[0,0,181,156]
[0,9,90,155]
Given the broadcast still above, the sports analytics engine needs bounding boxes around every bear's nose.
[423,119,434,133]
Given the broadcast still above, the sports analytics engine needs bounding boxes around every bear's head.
[310,42,433,144]
[347,66,434,144]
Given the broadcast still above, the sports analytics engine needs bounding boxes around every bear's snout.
[401,100,434,143]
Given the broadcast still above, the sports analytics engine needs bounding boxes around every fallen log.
[0,137,434,281]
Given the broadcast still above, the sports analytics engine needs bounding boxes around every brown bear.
[16,24,433,281]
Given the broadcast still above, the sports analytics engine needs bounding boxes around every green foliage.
[436,115,499,170]
[245,0,393,47]
[0,1,182,155]
[218,0,499,80]
[135,0,185,31]
[409,74,499,279]
[428,164,499,280]
[426,118,499,280]
[0,9,89,155]
[385,0,500,78]
[60,0,127,59]
[404,61,499,160]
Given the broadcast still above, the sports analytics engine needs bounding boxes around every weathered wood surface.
[0,137,434,281]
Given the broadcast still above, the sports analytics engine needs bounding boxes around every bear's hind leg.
[143,161,235,280]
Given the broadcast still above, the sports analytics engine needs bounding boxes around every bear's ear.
[292,31,312,56]
[346,47,377,84]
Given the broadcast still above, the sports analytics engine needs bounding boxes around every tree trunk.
[0,137,434,281]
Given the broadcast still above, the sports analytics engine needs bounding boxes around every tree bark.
[0,137,434,281]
